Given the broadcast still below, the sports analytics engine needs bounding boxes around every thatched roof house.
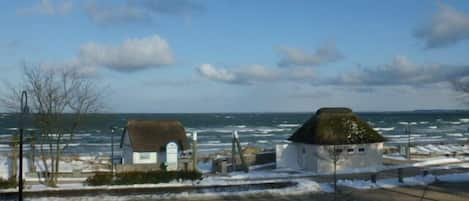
[276,108,385,173]
[124,120,189,152]
[288,108,384,145]
[120,120,190,168]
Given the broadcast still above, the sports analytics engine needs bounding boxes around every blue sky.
[1,0,469,113]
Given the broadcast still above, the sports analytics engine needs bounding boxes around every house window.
[347,148,354,154]
[358,148,365,153]
[335,149,343,154]
[139,153,151,160]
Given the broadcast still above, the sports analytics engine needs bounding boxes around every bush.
[0,177,17,189]
[85,170,202,186]
[85,172,113,186]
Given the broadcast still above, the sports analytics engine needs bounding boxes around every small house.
[276,108,385,174]
[120,120,191,171]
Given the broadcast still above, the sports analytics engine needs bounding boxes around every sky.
[1,0,469,113]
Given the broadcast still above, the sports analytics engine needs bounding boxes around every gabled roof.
[288,108,384,145]
[123,120,189,152]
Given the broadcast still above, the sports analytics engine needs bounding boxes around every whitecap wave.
[374,127,395,131]
[447,133,464,137]
[460,118,469,123]
[278,124,300,128]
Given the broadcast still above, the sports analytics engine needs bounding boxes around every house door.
[166,142,178,171]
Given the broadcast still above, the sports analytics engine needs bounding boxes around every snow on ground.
[383,153,408,161]
[437,172,469,182]
[337,172,469,190]
[0,155,9,179]
[413,157,461,167]
[411,144,469,155]
[338,175,435,190]
[25,179,323,201]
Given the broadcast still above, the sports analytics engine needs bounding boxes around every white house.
[276,108,385,174]
[120,120,190,171]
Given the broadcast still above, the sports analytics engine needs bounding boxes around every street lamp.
[19,91,29,201]
[110,126,116,176]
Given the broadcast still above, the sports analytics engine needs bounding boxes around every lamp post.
[19,91,29,201]
[110,126,116,176]
[406,125,411,159]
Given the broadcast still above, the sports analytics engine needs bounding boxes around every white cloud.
[277,43,343,67]
[39,34,174,75]
[197,64,315,85]
[77,35,174,72]
[415,3,469,48]
[85,0,203,25]
[17,0,73,16]
[197,64,237,83]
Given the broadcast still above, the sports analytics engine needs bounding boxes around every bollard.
[422,169,429,177]
[371,173,377,183]
[398,168,403,183]
[220,161,228,175]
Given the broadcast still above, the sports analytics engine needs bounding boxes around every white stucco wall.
[276,142,383,174]
[276,144,300,169]
[122,132,133,164]
[132,152,158,164]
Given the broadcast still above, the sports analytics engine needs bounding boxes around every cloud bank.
[415,3,469,48]
[197,64,315,85]
[327,56,469,87]
[77,35,174,72]
[277,43,343,67]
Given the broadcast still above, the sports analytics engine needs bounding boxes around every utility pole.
[19,91,29,201]
[232,131,236,172]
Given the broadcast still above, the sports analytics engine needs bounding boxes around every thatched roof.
[288,108,384,145]
[125,120,189,152]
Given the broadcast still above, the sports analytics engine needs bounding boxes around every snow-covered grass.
[383,153,408,161]
[0,155,9,179]
[338,175,435,190]
[337,172,469,190]
[19,179,323,201]
[412,157,461,167]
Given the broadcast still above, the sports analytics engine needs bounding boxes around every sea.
[0,111,469,156]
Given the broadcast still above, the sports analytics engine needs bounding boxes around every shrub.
[85,172,113,186]
[0,177,17,189]
[85,170,203,186]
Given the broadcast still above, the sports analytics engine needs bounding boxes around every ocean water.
[0,112,469,155]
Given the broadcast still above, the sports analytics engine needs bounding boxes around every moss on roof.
[288,107,385,145]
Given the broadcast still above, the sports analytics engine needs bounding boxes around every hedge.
[85,170,202,186]
[0,177,17,189]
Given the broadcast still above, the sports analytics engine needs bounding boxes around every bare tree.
[1,65,104,186]
[316,144,344,201]
[452,78,469,104]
